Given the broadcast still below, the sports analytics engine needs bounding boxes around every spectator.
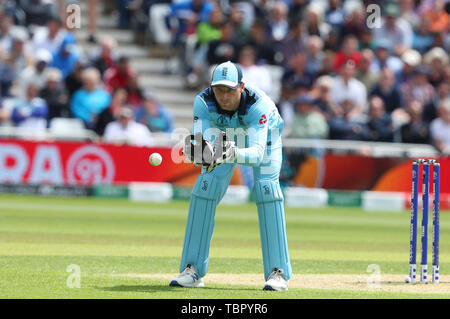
[50,36,79,79]
[135,90,174,133]
[247,19,276,65]
[39,67,70,122]
[342,6,367,39]
[90,36,118,76]
[423,0,449,34]
[303,3,330,39]
[305,35,325,77]
[317,50,336,77]
[400,100,430,144]
[330,60,367,116]
[125,74,144,109]
[356,49,379,92]
[333,35,362,73]
[103,106,153,147]
[287,94,329,139]
[5,28,32,76]
[267,1,289,43]
[11,82,48,131]
[401,65,436,108]
[207,22,238,65]
[373,2,413,56]
[167,0,214,47]
[430,98,450,154]
[359,26,375,51]
[21,0,55,26]
[0,48,15,97]
[424,47,449,88]
[239,45,272,95]
[94,88,128,136]
[311,75,335,119]
[397,48,422,85]
[371,39,403,74]
[399,0,420,29]
[323,28,340,52]
[117,0,136,29]
[281,52,314,102]
[187,6,224,88]
[423,81,449,123]
[103,56,136,94]
[279,20,306,67]
[31,16,70,54]
[0,101,10,124]
[87,0,99,43]
[287,0,308,24]
[65,60,85,99]
[70,68,111,128]
[252,0,272,22]
[412,18,434,54]
[367,96,394,142]
[16,48,52,98]
[324,0,345,38]
[370,67,402,113]
[0,15,14,54]
[230,3,250,46]
[328,99,370,141]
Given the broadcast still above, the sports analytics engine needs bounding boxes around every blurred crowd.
[0,0,174,147]
[156,0,450,153]
[0,0,449,154]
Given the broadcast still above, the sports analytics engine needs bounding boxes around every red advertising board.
[0,139,198,186]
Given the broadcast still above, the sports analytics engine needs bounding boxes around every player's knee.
[192,173,223,200]
[253,179,283,204]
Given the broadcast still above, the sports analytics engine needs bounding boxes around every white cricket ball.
[404,276,412,283]
[149,153,162,166]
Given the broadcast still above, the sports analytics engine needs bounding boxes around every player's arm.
[212,100,269,168]
[192,95,211,136]
[234,101,269,167]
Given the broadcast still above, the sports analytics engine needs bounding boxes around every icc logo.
[263,185,270,195]
[67,145,115,185]
[217,115,228,127]
[202,180,208,191]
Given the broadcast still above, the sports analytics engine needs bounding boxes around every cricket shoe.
[169,264,204,288]
[263,268,289,291]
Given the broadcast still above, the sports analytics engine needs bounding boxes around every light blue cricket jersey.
[192,84,284,166]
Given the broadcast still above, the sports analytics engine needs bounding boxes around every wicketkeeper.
[170,61,292,291]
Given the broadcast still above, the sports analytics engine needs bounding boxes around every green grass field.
[1,193,450,299]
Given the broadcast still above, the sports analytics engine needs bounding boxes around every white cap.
[401,49,421,67]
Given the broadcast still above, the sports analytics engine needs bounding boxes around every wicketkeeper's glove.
[212,131,237,165]
[182,132,237,173]
[182,132,215,168]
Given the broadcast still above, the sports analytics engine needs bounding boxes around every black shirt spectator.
[370,68,402,113]
[367,96,394,142]
[207,22,239,65]
[401,100,430,144]
[39,68,70,122]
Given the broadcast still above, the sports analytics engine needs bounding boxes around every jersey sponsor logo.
[259,114,267,125]
[263,185,270,195]
[202,180,208,191]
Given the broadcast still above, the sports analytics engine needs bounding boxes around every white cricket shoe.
[169,264,204,288]
[263,268,289,291]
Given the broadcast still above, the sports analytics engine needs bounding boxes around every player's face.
[213,83,244,111]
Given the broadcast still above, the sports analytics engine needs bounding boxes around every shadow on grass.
[98,285,256,293]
